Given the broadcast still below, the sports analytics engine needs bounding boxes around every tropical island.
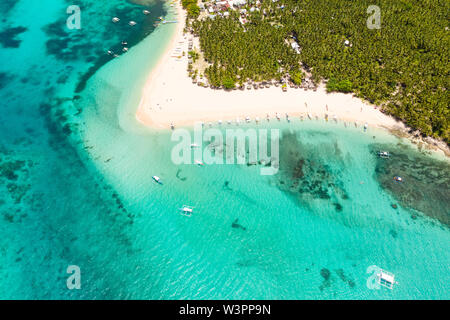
[175,0,448,144]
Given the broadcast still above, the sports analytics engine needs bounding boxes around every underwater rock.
[176,169,187,181]
[0,26,27,48]
[371,143,450,226]
[223,181,232,191]
[335,269,356,288]
[231,218,247,231]
[389,229,398,238]
[0,0,19,15]
[333,202,343,212]
[0,159,27,181]
[277,131,350,209]
[0,72,13,90]
[236,259,255,268]
[319,268,332,291]
[320,268,331,281]
[6,183,30,204]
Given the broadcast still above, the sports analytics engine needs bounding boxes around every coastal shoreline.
[135,2,449,157]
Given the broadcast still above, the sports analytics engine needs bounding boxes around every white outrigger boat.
[152,176,162,184]
[376,268,398,289]
[180,205,194,217]
[377,151,390,159]
[190,143,200,148]
[195,160,204,166]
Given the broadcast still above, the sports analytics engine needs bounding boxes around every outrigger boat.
[394,176,403,182]
[180,205,194,217]
[195,160,204,166]
[377,151,390,158]
[376,268,398,289]
[190,143,200,148]
[152,176,162,184]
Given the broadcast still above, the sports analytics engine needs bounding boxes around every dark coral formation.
[319,268,332,291]
[0,26,27,48]
[0,0,18,15]
[0,72,13,90]
[176,169,187,181]
[371,143,450,227]
[0,148,32,222]
[40,0,166,93]
[231,218,246,231]
[276,131,350,211]
[335,269,355,288]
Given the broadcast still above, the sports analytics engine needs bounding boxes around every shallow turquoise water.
[0,0,449,299]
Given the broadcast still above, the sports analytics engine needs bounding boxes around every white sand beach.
[136,3,403,131]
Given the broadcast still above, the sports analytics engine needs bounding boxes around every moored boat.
[152,176,162,184]
[377,151,390,158]
[180,205,194,216]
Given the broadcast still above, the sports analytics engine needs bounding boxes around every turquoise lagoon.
[0,0,449,299]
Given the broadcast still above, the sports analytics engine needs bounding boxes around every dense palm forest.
[187,0,449,143]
